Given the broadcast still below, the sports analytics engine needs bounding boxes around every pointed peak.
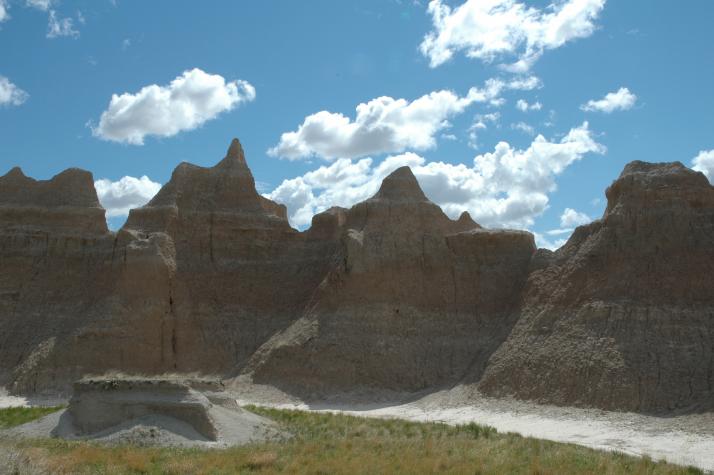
[214,138,249,172]
[457,211,477,226]
[3,166,27,179]
[454,211,482,231]
[373,166,427,202]
[225,138,246,164]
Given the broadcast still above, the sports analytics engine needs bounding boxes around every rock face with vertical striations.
[3,139,338,394]
[246,166,536,397]
[478,161,714,412]
[0,167,114,391]
[1,140,713,414]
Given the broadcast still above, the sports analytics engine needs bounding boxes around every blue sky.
[1,0,713,248]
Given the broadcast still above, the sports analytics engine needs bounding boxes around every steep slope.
[0,167,114,391]
[479,161,714,412]
[247,167,536,397]
[10,139,338,393]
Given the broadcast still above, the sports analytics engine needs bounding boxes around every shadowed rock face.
[1,142,713,414]
[2,140,338,393]
[0,167,113,391]
[248,166,536,397]
[479,161,714,413]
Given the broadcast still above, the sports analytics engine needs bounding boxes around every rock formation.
[5,377,283,447]
[479,161,714,412]
[1,141,713,413]
[0,167,115,392]
[247,166,535,397]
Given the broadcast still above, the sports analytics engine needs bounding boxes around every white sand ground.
[233,383,714,472]
[3,385,713,471]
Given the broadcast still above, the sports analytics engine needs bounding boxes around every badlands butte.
[1,138,713,414]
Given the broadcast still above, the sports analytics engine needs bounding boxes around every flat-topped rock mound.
[0,166,108,234]
[4,378,284,447]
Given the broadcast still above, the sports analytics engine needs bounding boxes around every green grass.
[0,405,64,429]
[0,405,705,474]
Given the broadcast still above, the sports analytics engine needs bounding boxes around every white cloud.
[539,207,592,249]
[0,0,9,22]
[270,77,540,161]
[533,232,567,251]
[92,68,255,145]
[581,87,637,113]
[0,76,29,106]
[468,111,501,148]
[560,207,591,227]
[516,99,542,112]
[47,9,79,38]
[511,121,535,135]
[420,0,606,70]
[94,176,162,218]
[692,149,714,184]
[26,0,52,11]
[268,122,605,230]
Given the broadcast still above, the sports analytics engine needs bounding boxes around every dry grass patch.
[1,405,705,474]
[0,405,64,429]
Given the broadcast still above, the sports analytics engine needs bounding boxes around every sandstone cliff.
[479,161,714,412]
[2,142,713,414]
[0,167,114,391]
[2,140,337,393]
[247,166,536,397]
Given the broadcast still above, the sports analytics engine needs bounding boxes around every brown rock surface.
[2,143,712,414]
[3,139,337,393]
[0,167,114,391]
[479,161,714,412]
[247,166,536,397]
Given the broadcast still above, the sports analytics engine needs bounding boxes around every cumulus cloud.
[94,175,162,218]
[270,76,540,161]
[581,87,637,113]
[692,149,714,184]
[0,0,9,22]
[560,207,591,227]
[420,0,606,71]
[516,99,542,112]
[267,122,604,230]
[540,207,592,249]
[92,68,255,145]
[0,76,29,106]
[533,232,567,251]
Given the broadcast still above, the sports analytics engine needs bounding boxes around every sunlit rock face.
[0,166,114,391]
[248,166,536,397]
[479,161,714,412]
[1,142,712,414]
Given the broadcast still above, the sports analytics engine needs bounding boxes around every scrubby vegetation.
[0,405,64,429]
[0,405,704,474]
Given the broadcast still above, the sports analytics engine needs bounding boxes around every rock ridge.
[1,140,712,414]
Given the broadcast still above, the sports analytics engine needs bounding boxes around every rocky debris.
[247,166,535,397]
[1,140,713,414]
[3,377,283,447]
[479,161,714,412]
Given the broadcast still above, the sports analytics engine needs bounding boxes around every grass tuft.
[0,405,64,429]
[0,405,705,474]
